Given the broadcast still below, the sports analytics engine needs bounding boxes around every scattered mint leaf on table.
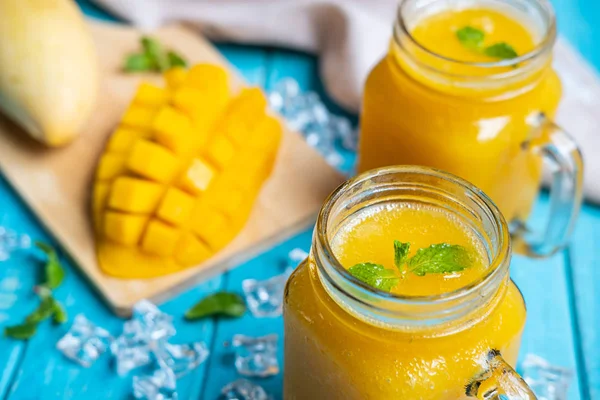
[25,296,55,324]
[4,322,37,340]
[36,241,65,290]
[4,242,68,340]
[185,292,247,320]
[52,301,68,324]
[394,241,410,270]
[407,243,473,276]
[348,263,400,292]
[456,25,518,60]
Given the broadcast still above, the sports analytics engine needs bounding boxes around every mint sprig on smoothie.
[456,26,518,60]
[348,242,474,291]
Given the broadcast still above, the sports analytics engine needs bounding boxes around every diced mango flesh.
[126,139,179,183]
[141,220,180,256]
[133,83,170,107]
[178,158,215,195]
[109,177,164,213]
[93,63,282,278]
[157,187,195,226]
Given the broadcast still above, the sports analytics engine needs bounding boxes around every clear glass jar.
[358,0,583,257]
[284,166,535,399]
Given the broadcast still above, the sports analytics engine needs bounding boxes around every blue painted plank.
[512,194,584,399]
[567,203,600,399]
[0,174,63,399]
[200,229,312,400]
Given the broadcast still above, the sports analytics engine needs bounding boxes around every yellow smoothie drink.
[359,3,561,225]
[283,167,532,399]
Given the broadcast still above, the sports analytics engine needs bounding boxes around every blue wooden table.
[1,1,599,399]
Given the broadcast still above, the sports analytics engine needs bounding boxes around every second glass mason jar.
[284,166,536,399]
[358,0,583,257]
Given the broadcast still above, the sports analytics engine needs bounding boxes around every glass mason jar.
[358,0,583,257]
[283,166,536,399]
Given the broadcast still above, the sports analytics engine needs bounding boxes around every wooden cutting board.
[0,21,344,315]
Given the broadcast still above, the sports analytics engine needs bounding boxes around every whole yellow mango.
[0,0,99,146]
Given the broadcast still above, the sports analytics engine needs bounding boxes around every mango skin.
[0,0,99,146]
[94,64,282,279]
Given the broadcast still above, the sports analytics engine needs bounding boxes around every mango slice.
[93,63,282,278]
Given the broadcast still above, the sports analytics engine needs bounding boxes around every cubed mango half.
[93,62,281,279]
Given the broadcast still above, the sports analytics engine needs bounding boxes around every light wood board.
[0,21,344,315]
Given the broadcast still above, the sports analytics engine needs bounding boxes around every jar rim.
[394,0,557,78]
[315,165,511,307]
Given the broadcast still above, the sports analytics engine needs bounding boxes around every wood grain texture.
[0,21,344,315]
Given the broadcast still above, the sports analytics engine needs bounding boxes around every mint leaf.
[124,53,155,72]
[394,241,410,270]
[36,242,65,290]
[456,26,485,49]
[167,51,188,68]
[4,322,37,340]
[25,296,55,324]
[484,43,518,60]
[52,301,68,324]
[407,243,473,276]
[141,36,169,72]
[185,292,246,320]
[348,263,399,292]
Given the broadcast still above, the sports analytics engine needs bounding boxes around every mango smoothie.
[358,2,562,225]
[283,166,529,399]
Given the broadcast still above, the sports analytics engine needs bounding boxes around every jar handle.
[518,115,584,257]
[465,350,537,399]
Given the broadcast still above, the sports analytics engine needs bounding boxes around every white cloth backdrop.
[94,0,600,202]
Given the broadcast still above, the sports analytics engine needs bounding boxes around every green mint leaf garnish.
[167,51,188,68]
[141,36,169,72]
[4,322,37,340]
[36,242,65,290]
[407,243,473,276]
[394,241,410,270]
[456,26,518,60]
[348,263,399,292]
[124,37,189,73]
[456,26,485,49]
[185,292,246,320]
[124,53,156,72]
[484,43,518,60]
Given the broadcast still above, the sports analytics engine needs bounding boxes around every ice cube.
[157,342,210,378]
[133,361,178,400]
[521,354,573,400]
[330,115,357,151]
[232,334,279,378]
[221,379,271,400]
[111,319,153,376]
[132,300,176,342]
[242,271,290,318]
[56,314,113,367]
